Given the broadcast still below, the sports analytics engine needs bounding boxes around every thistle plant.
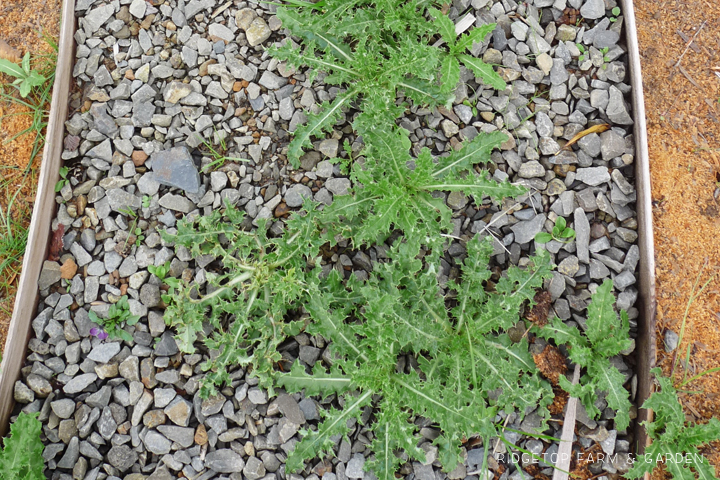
[159,2,638,479]
[535,279,633,430]
[268,0,506,166]
[626,368,720,480]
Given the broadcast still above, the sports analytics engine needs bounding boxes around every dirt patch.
[636,0,720,472]
[0,0,61,353]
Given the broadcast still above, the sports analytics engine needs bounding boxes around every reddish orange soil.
[0,0,61,353]
[636,0,720,472]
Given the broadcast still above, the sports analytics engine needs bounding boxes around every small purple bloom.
[90,327,108,340]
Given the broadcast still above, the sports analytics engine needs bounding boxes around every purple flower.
[89,327,108,340]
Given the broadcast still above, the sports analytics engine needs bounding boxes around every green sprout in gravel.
[88,296,140,343]
[535,216,576,244]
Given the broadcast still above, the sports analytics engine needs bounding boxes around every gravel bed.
[15,0,638,478]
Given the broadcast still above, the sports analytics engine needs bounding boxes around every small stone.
[140,283,161,307]
[243,456,266,480]
[157,425,195,448]
[195,424,209,445]
[325,178,351,196]
[51,399,76,419]
[107,445,138,472]
[244,17,272,46]
[446,191,468,210]
[57,437,80,469]
[164,396,193,426]
[319,139,339,158]
[580,0,606,19]
[346,454,365,479]
[511,214,546,244]
[285,184,313,207]
[574,208,590,264]
[155,331,179,356]
[26,374,52,397]
[606,86,634,125]
[664,329,679,352]
[575,167,611,186]
[440,119,459,137]
[87,341,121,363]
[60,258,78,279]
[129,0,146,18]
[63,373,97,394]
[205,449,246,473]
[158,193,195,213]
[144,430,172,454]
[557,256,580,276]
[14,381,34,403]
[248,388,268,405]
[163,81,193,104]
[39,261,62,290]
[518,160,545,178]
[276,393,305,424]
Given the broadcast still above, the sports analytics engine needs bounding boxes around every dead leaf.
[60,258,78,279]
[559,123,611,152]
[0,40,21,63]
[47,224,65,261]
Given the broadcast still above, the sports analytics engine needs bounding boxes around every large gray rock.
[150,147,201,194]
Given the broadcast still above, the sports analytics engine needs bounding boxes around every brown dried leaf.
[524,290,552,327]
[64,135,80,151]
[560,123,611,152]
[47,224,65,261]
[0,40,22,64]
[532,344,567,385]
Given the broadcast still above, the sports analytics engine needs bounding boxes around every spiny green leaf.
[286,391,374,473]
[432,130,508,178]
[439,56,460,94]
[288,92,355,167]
[277,361,354,396]
[459,54,507,90]
[454,23,496,54]
[0,412,45,480]
[428,7,456,47]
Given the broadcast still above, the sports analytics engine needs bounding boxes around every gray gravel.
[22,0,640,478]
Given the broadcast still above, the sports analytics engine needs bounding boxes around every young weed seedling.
[0,52,46,98]
[118,207,144,248]
[54,166,69,193]
[534,216,576,244]
[609,6,621,22]
[148,261,171,282]
[577,43,586,62]
[88,296,140,343]
[201,134,248,173]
